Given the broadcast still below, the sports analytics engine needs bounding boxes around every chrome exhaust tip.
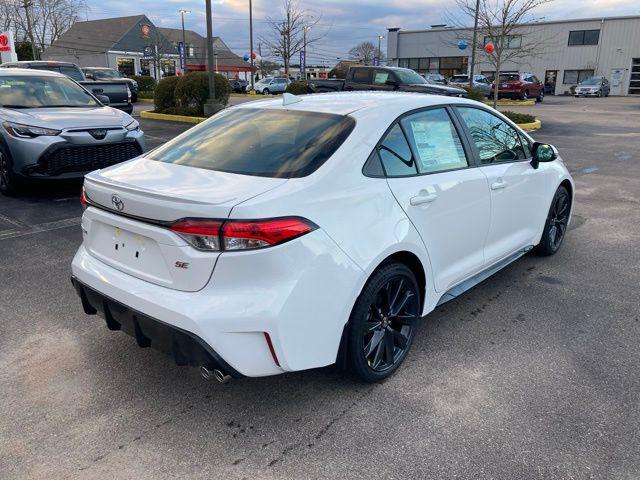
[199,365,231,383]
[213,369,232,384]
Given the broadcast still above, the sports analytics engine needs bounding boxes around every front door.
[544,70,557,95]
[380,107,491,292]
[455,106,551,265]
[610,68,625,96]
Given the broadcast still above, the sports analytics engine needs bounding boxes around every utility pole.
[22,0,37,60]
[303,26,311,80]
[179,9,191,75]
[469,0,481,83]
[204,0,222,116]
[378,35,384,65]
[249,0,255,90]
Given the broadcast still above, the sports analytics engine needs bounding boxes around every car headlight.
[125,120,139,131]
[3,121,61,138]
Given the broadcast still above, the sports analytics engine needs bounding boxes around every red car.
[491,72,544,102]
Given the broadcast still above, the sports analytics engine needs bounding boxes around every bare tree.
[259,0,323,74]
[448,0,555,107]
[348,41,383,66]
[0,0,86,59]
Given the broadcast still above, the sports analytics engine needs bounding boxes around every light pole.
[249,0,255,89]
[469,0,481,83]
[303,26,311,80]
[179,9,191,75]
[204,0,222,116]
[377,35,384,65]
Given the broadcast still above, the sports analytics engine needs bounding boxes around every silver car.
[0,69,144,195]
[254,77,291,94]
[574,76,610,97]
[449,74,492,97]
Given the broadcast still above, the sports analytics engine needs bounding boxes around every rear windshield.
[30,65,84,81]
[499,74,520,82]
[147,108,356,178]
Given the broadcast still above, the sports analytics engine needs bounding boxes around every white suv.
[72,92,574,382]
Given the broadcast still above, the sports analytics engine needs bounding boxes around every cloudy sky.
[84,0,640,64]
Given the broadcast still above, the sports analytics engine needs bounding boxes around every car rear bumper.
[71,227,365,377]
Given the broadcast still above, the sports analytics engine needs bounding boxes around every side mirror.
[531,142,557,169]
[96,94,110,105]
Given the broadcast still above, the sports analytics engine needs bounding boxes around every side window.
[378,124,417,177]
[351,68,370,84]
[457,107,528,164]
[400,108,468,174]
[373,69,390,85]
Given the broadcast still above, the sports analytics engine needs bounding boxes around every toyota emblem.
[111,194,124,211]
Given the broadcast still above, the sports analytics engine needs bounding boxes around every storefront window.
[161,59,176,77]
[140,59,151,76]
[117,57,135,76]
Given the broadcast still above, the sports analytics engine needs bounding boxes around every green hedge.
[154,76,181,112]
[154,72,230,116]
[129,75,156,92]
[501,110,536,124]
[464,86,486,102]
[285,81,310,95]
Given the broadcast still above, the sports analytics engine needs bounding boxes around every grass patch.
[501,110,536,124]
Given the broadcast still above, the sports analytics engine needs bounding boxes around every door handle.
[491,179,507,190]
[410,192,438,206]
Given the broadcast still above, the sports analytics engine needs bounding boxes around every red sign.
[0,34,10,52]
[141,25,151,38]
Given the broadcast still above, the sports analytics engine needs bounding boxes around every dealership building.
[387,15,640,96]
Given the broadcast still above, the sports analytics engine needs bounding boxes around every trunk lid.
[82,157,287,291]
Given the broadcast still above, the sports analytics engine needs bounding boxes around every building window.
[563,69,595,84]
[568,30,600,46]
[116,57,135,76]
[481,71,495,81]
[483,35,522,49]
[187,44,195,58]
[140,59,151,76]
[161,59,177,77]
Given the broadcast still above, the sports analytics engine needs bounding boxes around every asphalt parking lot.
[1,96,639,479]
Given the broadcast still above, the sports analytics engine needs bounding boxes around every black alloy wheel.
[0,145,19,196]
[535,185,571,256]
[346,263,420,382]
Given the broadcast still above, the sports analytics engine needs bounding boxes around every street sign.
[373,56,380,66]
[143,46,153,59]
[0,31,17,63]
[178,41,186,72]
[300,50,306,75]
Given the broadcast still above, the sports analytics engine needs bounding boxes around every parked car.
[0,69,144,196]
[449,74,492,97]
[229,78,249,93]
[0,61,133,113]
[309,66,467,97]
[491,72,544,101]
[574,76,610,97]
[83,67,139,102]
[254,77,291,94]
[71,91,573,382]
[422,73,449,85]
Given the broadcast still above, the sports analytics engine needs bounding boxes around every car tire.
[0,143,22,197]
[534,185,571,256]
[346,262,421,382]
[536,90,544,103]
[598,89,603,98]
[263,88,270,95]
[520,90,529,100]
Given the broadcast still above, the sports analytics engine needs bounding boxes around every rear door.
[371,69,396,91]
[454,106,552,265]
[381,106,491,292]
[346,68,372,91]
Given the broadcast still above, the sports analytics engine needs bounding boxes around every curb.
[140,110,206,124]
[483,99,536,106]
[137,98,154,103]
[516,119,542,131]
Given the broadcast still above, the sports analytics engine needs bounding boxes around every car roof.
[3,60,78,67]
[0,67,65,78]
[232,91,477,116]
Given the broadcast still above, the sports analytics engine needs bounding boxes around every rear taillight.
[80,187,88,210]
[170,220,223,251]
[170,217,316,251]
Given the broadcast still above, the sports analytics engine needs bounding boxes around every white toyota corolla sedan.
[72,92,574,382]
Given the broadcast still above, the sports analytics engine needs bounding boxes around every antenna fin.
[282,92,303,106]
